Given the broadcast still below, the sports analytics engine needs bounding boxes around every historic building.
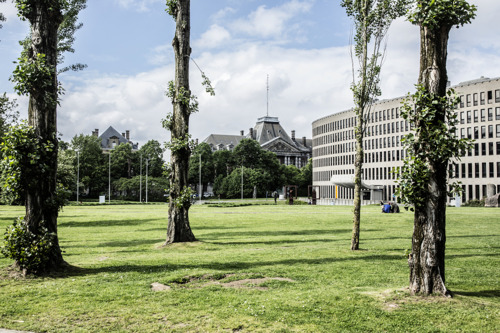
[312,76,500,205]
[92,126,139,153]
[204,116,312,168]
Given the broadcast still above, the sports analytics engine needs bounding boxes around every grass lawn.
[0,203,498,332]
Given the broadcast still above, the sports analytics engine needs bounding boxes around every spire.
[266,74,269,117]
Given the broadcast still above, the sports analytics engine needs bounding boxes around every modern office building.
[312,76,500,205]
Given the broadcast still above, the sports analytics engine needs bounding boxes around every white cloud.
[194,24,231,50]
[230,0,313,41]
[114,0,163,12]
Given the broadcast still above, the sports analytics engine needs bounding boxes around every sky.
[1,0,499,151]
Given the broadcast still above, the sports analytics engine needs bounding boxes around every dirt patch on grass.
[163,273,295,291]
[363,288,457,311]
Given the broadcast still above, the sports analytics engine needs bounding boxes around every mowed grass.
[0,203,498,332]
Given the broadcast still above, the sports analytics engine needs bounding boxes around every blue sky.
[1,0,499,149]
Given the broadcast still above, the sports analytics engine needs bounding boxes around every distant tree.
[213,149,234,178]
[0,0,6,34]
[188,142,214,189]
[136,139,165,178]
[70,134,106,198]
[341,0,408,251]
[110,143,134,180]
[397,0,476,296]
[57,142,76,197]
[0,94,19,139]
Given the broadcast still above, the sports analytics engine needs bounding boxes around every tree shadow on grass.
[59,218,159,228]
[61,253,404,278]
[200,228,351,239]
[453,290,500,298]
[202,238,345,246]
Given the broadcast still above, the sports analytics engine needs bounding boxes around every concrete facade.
[312,77,500,205]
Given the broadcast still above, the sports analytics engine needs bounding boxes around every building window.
[474,110,478,122]
[460,128,465,139]
[467,127,472,139]
[482,142,486,156]
[480,92,485,105]
[488,108,493,121]
[467,111,471,123]
[475,163,480,178]
[474,127,479,139]
[489,142,494,155]
[461,163,466,178]
[474,143,479,156]
[482,163,487,178]
[490,162,494,178]
[497,142,500,155]
[481,126,486,139]
[496,107,500,120]
[460,111,464,124]
[487,91,493,103]
[466,94,471,107]
[497,124,500,138]
[489,125,494,138]
[496,89,500,103]
[460,95,464,108]
[498,162,500,178]
[481,109,485,122]
[473,93,478,106]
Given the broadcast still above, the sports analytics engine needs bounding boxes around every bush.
[463,198,485,207]
[1,217,56,273]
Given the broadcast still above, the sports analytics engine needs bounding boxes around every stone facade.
[204,116,312,168]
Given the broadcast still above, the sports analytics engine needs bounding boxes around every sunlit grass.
[0,203,498,332]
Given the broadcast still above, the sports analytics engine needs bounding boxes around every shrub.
[463,198,485,207]
[1,217,56,273]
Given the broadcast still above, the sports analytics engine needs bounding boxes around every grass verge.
[0,204,498,332]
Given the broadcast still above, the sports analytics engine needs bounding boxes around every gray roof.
[99,126,138,150]
[253,116,311,152]
[204,134,244,149]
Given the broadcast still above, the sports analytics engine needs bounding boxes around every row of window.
[460,107,500,124]
[460,89,500,108]
[451,162,500,179]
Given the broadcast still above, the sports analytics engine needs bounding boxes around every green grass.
[0,204,498,332]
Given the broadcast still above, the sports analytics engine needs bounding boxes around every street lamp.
[76,151,80,203]
[199,153,202,204]
[140,154,142,203]
[241,165,244,200]
[108,152,111,204]
[145,158,149,203]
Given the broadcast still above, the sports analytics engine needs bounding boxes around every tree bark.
[409,24,452,296]
[166,0,196,244]
[25,2,65,271]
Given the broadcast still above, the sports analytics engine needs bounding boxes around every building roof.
[99,126,138,150]
[204,134,244,149]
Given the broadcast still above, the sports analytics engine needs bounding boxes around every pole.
[241,165,243,200]
[199,154,202,204]
[146,158,148,203]
[108,153,111,204]
[140,154,142,203]
[76,151,80,202]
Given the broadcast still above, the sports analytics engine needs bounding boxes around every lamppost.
[199,153,202,204]
[241,165,244,200]
[108,152,111,204]
[76,150,80,203]
[139,154,142,203]
[145,158,149,203]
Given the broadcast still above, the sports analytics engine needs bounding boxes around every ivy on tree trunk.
[165,0,196,244]
[402,0,476,296]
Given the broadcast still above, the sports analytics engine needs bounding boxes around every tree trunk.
[409,24,451,296]
[25,3,65,271]
[166,0,196,244]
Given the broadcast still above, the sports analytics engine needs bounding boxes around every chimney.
[302,136,307,146]
[249,128,254,139]
[240,130,244,136]
[195,138,199,145]
[122,132,125,138]
[93,129,99,137]
[126,130,130,140]
[291,130,296,141]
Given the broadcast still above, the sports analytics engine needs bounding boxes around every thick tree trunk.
[409,24,451,296]
[23,3,65,272]
[166,0,196,244]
